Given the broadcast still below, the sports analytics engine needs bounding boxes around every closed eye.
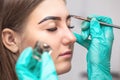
[46,27,57,32]
[68,25,74,29]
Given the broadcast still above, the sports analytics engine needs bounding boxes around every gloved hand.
[74,15,114,80]
[15,45,58,80]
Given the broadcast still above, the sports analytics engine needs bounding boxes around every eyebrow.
[38,15,71,24]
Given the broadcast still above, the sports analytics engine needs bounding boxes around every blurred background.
[59,0,120,80]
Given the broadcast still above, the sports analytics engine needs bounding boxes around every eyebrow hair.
[38,15,71,24]
[38,16,61,24]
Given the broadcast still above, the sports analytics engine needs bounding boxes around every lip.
[59,51,72,58]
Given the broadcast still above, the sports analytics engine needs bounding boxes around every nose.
[62,28,76,45]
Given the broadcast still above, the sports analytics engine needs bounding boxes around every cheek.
[47,40,60,57]
[44,36,61,61]
[19,30,61,54]
[18,33,39,53]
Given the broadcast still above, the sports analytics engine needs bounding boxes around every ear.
[2,28,19,53]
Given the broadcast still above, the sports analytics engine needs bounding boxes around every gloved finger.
[90,18,104,38]
[103,25,114,42]
[73,20,91,48]
[73,32,91,49]
[16,47,34,68]
[101,18,114,41]
[88,14,114,41]
[81,28,90,40]
[81,21,90,30]
[40,52,58,80]
[75,20,90,40]
[80,20,90,40]
[15,47,39,80]
[16,47,40,70]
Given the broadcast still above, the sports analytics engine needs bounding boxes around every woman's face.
[18,0,76,74]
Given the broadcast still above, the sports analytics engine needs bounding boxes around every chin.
[56,62,72,75]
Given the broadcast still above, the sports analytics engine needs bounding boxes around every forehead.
[29,0,68,20]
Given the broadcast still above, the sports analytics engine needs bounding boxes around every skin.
[15,0,76,75]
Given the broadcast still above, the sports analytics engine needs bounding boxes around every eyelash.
[47,27,57,31]
[46,26,74,32]
[68,25,74,29]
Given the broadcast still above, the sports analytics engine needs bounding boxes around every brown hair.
[0,0,44,80]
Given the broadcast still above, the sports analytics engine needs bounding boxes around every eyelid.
[46,27,57,32]
[68,25,74,29]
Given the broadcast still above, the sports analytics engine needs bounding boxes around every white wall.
[59,0,120,80]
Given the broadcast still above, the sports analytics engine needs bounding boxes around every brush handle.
[71,15,120,29]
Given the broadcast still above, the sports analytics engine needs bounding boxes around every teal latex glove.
[74,15,114,80]
[15,47,58,80]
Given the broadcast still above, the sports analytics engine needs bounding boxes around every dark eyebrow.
[38,15,71,24]
[38,16,61,24]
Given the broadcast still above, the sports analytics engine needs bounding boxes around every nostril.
[68,43,74,49]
